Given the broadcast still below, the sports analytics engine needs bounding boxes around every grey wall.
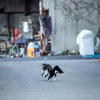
[43,0,100,52]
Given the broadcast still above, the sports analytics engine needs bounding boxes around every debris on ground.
[48,49,78,56]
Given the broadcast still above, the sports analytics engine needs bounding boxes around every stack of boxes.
[1,43,6,52]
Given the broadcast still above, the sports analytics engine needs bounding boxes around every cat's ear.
[42,63,47,65]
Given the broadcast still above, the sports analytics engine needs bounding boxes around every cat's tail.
[53,65,64,76]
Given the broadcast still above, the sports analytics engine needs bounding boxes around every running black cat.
[41,63,64,81]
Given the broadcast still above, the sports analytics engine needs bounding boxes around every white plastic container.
[20,48,25,57]
[77,30,95,56]
[80,37,94,56]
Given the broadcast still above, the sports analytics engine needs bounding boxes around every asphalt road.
[0,59,100,100]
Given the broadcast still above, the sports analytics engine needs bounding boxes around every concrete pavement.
[0,59,100,100]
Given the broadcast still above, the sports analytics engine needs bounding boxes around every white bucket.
[20,48,25,57]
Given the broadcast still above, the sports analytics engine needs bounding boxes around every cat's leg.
[44,70,48,78]
[41,70,44,77]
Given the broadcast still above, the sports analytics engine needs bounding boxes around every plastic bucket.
[20,48,25,57]
[27,48,35,57]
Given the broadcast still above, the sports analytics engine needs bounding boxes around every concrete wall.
[43,0,100,52]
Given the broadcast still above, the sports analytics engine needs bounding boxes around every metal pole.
[7,13,10,41]
[39,0,43,56]
[24,0,27,16]
[39,0,42,16]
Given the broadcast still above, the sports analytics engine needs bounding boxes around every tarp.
[82,51,100,58]
[82,53,100,58]
[27,42,40,49]
[17,38,26,44]
[39,16,52,37]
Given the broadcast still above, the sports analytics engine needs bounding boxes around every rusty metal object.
[39,0,42,16]
[39,0,44,56]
